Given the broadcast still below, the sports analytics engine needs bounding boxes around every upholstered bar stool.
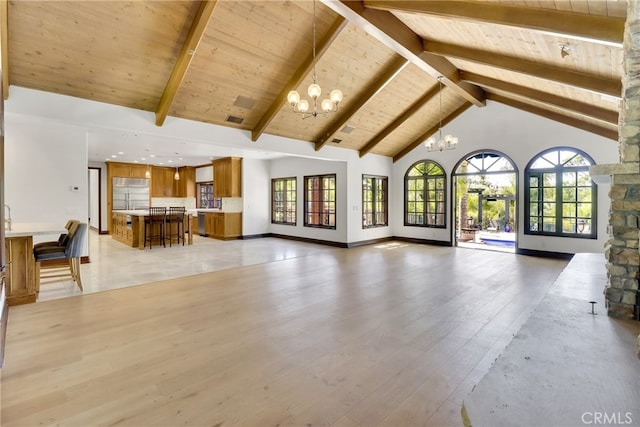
[165,206,186,246]
[34,221,86,292]
[144,207,166,249]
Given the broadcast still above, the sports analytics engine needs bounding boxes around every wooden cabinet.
[212,157,242,197]
[204,212,242,240]
[151,166,175,197]
[5,236,37,305]
[108,162,148,178]
[111,212,138,247]
[174,167,196,197]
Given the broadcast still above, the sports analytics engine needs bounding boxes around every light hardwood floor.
[1,235,570,426]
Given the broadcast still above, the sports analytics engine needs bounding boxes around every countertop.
[113,209,222,216]
[5,223,67,238]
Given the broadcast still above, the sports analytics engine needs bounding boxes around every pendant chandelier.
[287,0,342,118]
[425,76,459,152]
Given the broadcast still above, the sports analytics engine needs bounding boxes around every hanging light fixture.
[425,76,459,152]
[287,0,343,118]
[145,165,151,179]
[174,166,180,181]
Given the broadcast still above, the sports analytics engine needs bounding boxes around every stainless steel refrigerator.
[112,177,150,210]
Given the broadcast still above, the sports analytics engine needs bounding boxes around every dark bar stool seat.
[144,207,166,249]
[165,206,186,246]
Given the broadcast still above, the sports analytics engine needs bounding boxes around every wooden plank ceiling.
[4,0,625,162]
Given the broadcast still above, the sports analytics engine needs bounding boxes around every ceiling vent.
[341,124,355,134]
[225,115,244,124]
[331,138,342,144]
[233,96,256,110]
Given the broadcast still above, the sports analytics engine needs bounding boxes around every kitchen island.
[112,210,194,249]
[5,223,67,305]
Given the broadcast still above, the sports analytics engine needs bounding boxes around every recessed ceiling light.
[118,151,124,155]
[133,160,139,163]
[168,160,173,163]
[141,157,146,161]
[111,155,117,158]
[150,154,156,158]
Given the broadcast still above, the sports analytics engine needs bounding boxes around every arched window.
[405,160,446,227]
[525,147,596,238]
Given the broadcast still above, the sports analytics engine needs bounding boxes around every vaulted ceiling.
[3,0,625,163]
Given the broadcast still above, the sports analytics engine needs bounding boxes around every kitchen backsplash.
[152,197,196,209]
[221,197,243,212]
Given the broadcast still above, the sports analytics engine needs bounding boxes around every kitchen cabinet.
[174,167,196,197]
[204,212,242,240]
[111,212,138,247]
[212,157,242,197]
[4,236,36,305]
[108,162,148,178]
[151,166,175,197]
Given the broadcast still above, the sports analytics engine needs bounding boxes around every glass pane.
[530,202,539,215]
[562,203,576,217]
[543,151,559,165]
[578,203,592,218]
[529,217,540,232]
[529,176,539,187]
[563,188,576,201]
[562,218,576,233]
[543,188,556,201]
[530,188,539,200]
[562,172,576,186]
[543,173,556,187]
[577,171,591,184]
[543,202,556,216]
[531,157,554,169]
[564,153,591,167]
[577,188,592,202]
[542,217,556,232]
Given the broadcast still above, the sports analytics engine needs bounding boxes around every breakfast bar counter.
[112,210,193,249]
[5,223,67,305]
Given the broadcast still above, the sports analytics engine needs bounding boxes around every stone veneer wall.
[601,0,640,320]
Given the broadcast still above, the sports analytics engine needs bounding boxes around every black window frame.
[304,174,336,229]
[404,160,447,228]
[362,174,388,229]
[271,177,297,226]
[524,147,597,239]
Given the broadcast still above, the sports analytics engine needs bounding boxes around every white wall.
[5,113,89,254]
[395,101,619,253]
[242,158,270,236]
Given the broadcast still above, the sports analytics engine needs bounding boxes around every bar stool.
[34,221,86,292]
[165,206,186,246]
[144,207,166,249]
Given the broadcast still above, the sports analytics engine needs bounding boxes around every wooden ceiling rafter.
[392,101,473,163]
[487,93,618,141]
[424,40,622,98]
[359,83,440,157]
[314,55,409,151]
[154,0,217,127]
[461,72,619,125]
[364,0,624,46]
[325,0,486,107]
[252,15,348,142]
[1,0,8,100]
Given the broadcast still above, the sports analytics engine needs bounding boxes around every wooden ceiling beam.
[364,0,624,46]
[461,72,619,125]
[1,0,8,100]
[325,1,485,107]
[359,83,439,157]
[252,16,347,142]
[155,0,217,127]
[315,55,409,151]
[488,93,618,141]
[392,101,472,163]
[424,40,622,98]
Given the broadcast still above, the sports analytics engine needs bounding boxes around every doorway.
[453,150,518,253]
[88,167,102,233]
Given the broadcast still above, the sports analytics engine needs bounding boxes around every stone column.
[592,0,640,320]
